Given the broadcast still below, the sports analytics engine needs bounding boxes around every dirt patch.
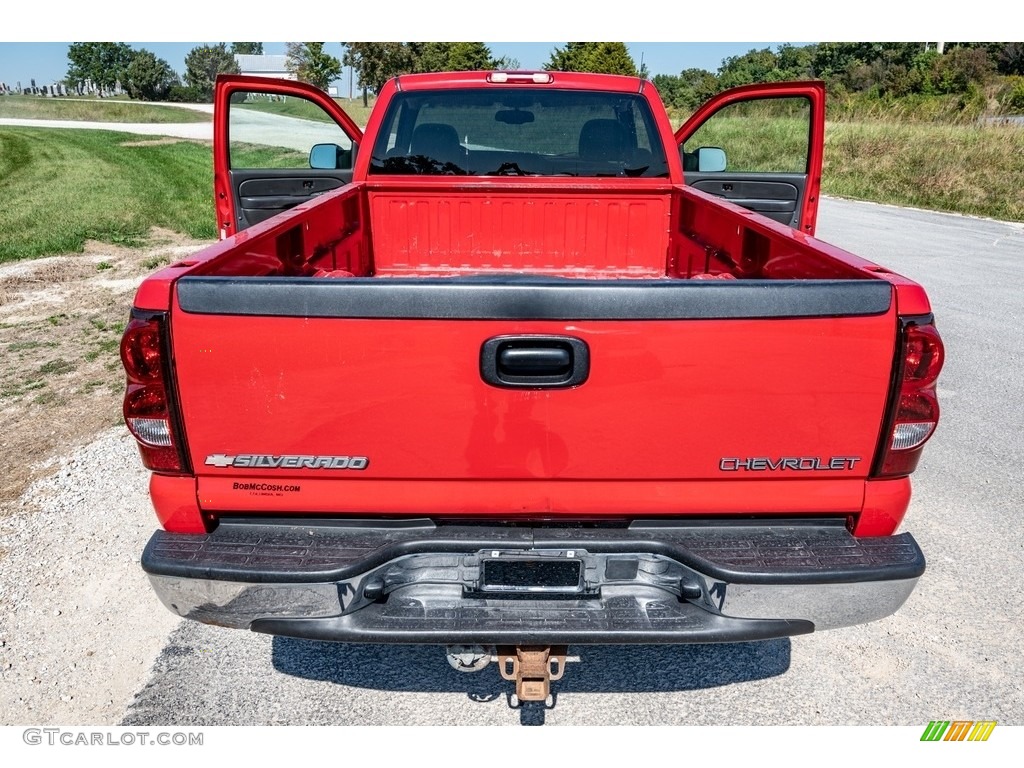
[118,137,205,148]
[0,229,213,508]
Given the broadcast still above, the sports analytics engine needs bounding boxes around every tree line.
[652,43,1024,113]
[64,42,342,101]
[341,42,645,104]
[63,42,519,103]
[62,41,646,105]
[67,42,1023,113]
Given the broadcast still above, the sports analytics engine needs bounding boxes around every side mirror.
[309,143,353,170]
[696,146,727,173]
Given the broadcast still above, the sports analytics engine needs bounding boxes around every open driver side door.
[676,81,825,236]
[214,75,363,238]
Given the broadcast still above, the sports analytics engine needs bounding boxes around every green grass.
[236,98,334,123]
[0,94,209,123]
[229,141,308,170]
[236,95,374,127]
[676,113,1024,222]
[823,120,1024,222]
[0,127,218,261]
[0,128,305,260]
[682,116,810,173]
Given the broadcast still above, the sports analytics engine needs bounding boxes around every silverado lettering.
[205,454,368,470]
[123,71,945,700]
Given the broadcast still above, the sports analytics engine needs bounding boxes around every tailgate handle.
[499,347,570,375]
[481,336,589,389]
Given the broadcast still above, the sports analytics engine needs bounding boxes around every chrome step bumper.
[142,519,923,644]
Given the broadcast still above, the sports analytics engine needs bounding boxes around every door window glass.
[229,91,353,169]
[682,96,810,173]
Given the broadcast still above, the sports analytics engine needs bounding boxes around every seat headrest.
[578,119,630,161]
[410,123,462,160]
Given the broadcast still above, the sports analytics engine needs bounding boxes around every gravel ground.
[0,428,178,725]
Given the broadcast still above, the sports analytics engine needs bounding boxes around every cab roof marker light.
[487,72,554,84]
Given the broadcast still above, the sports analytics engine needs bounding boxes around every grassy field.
[681,114,1024,222]
[0,128,315,261]
[1,111,1022,262]
[682,116,810,173]
[0,128,217,261]
[823,121,1024,222]
[0,94,209,123]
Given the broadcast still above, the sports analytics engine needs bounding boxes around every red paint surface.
[150,474,206,533]
[172,306,896,489]
[125,72,941,532]
[854,477,913,537]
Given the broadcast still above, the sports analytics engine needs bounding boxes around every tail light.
[873,317,945,478]
[120,312,189,474]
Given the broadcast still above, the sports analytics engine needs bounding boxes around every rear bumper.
[142,519,924,644]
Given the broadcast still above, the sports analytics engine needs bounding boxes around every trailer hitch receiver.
[496,645,567,702]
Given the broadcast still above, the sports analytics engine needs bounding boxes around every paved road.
[0,116,213,139]
[0,107,347,153]
[118,198,1024,726]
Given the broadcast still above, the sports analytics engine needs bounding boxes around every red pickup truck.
[122,71,943,699]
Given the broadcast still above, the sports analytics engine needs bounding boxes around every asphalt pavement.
[0,106,347,153]
[119,198,1024,726]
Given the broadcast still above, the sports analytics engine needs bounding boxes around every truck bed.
[158,180,901,283]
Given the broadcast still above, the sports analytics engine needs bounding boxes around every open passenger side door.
[214,75,363,238]
[676,81,825,236]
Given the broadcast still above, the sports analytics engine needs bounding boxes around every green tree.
[545,42,592,71]
[994,43,1024,76]
[66,42,135,95]
[285,42,342,91]
[342,42,414,106]
[231,42,263,55]
[592,42,638,76]
[183,43,240,101]
[932,47,995,94]
[717,47,782,88]
[544,42,638,76]
[122,49,179,101]
[776,43,815,79]
[447,42,496,71]
[408,42,506,72]
[653,67,720,111]
[409,42,453,73]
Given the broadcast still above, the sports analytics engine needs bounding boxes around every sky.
[0,42,806,88]
[0,1,1003,88]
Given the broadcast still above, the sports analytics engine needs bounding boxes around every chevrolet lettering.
[719,456,862,472]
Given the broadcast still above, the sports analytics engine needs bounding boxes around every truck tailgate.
[170,277,896,517]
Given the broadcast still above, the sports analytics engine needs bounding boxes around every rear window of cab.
[369,88,669,178]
